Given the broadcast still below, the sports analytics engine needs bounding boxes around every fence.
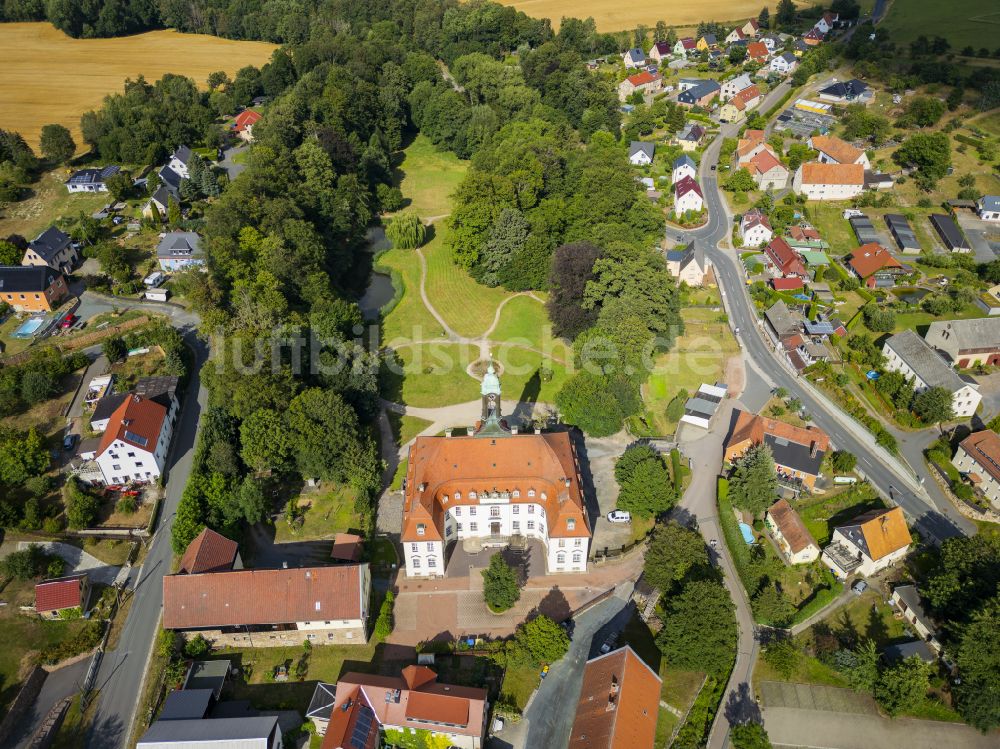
[0,315,151,366]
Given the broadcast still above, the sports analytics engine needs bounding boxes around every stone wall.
[180,626,367,648]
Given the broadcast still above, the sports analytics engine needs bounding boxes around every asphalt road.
[83,298,207,748]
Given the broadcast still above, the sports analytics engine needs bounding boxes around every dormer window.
[512,489,520,498]
[454,492,461,500]
[417,524,426,536]
[540,492,547,500]
[528,489,536,497]
[469,491,477,499]
[567,518,576,530]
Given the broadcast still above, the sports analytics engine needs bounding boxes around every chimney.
[418,482,427,492]
[511,426,519,435]
[445,428,452,438]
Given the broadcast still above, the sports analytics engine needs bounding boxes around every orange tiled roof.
[959,430,1000,485]
[401,432,591,543]
[768,499,817,553]
[748,148,785,176]
[233,109,262,132]
[747,41,768,59]
[810,135,864,165]
[737,129,766,159]
[799,162,864,186]
[626,71,660,86]
[569,646,661,749]
[847,243,902,278]
[854,507,912,561]
[726,409,830,453]
[178,528,239,574]
[97,394,167,457]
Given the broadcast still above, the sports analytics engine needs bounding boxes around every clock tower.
[476,360,509,436]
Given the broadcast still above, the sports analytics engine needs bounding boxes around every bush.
[65,477,101,529]
[39,620,104,665]
[1,544,52,580]
[373,591,395,641]
[183,634,211,658]
[115,495,138,514]
[482,553,520,612]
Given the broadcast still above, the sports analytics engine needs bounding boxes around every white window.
[527,521,535,530]
[428,557,437,568]
[470,507,477,516]
[559,539,565,547]
[411,543,418,552]
[513,505,519,514]
[426,542,434,551]
[413,558,421,568]
[456,523,463,531]
[112,464,121,471]
[528,489,536,497]
[470,522,478,531]
[556,553,565,565]
[455,507,462,516]
[575,538,582,547]
[491,506,500,517]
[567,518,575,530]
[455,492,461,500]
[573,552,582,564]
[512,521,520,531]
[512,490,520,498]
[417,524,425,536]
[470,491,477,499]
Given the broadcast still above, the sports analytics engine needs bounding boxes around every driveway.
[16,541,121,586]
[581,435,633,551]
[955,212,1000,263]
[219,145,249,180]
[9,657,93,749]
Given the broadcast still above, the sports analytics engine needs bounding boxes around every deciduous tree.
[482,553,520,612]
[642,521,710,593]
[39,123,75,163]
[657,579,736,675]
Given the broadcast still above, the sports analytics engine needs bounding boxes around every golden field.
[0,22,276,150]
[494,0,791,31]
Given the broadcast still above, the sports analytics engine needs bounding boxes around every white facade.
[721,74,753,101]
[792,167,864,200]
[629,150,653,166]
[672,162,697,184]
[882,342,982,418]
[403,500,589,578]
[823,528,908,578]
[674,189,703,214]
[95,402,176,484]
[952,443,1000,508]
[166,154,191,179]
[740,220,773,247]
[770,55,796,74]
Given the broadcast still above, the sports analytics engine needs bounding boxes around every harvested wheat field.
[0,22,276,150]
[494,0,791,31]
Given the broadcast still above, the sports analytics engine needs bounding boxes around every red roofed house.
[847,243,905,288]
[402,365,591,577]
[178,528,242,574]
[772,277,804,291]
[747,41,769,62]
[764,237,807,278]
[232,109,262,142]
[674,175,704,215]
[747,146,790,190]
[803,27,825,45]
[618,71,663,102]
[35,574,90,619]
[568,646,661,749]
[94,392,177,485]
[740,209,773,247]
[163,530,370,647]
[315,666,488,749]
[725,409,831,490]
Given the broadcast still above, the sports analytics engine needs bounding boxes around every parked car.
[62,434,77,451]
[492,716,505,733]
[600,633,617,654]
[59,313,78,329]
[143,271,166,288]
[607,510,631,524]
[851,580,869,595]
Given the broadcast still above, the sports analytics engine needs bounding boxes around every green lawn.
[376,247,447,345]
[384,342,480,407]
[825,591,910,648]
[893,304,985,335]
[494,345,569,404]
[422,229,515,338]
[491,295,553,347]
[755,648,850,688]
[274,485,362,543]
[970,109,1000,138]
[802,203,860,256]
[388,412,434,447]
[391,134,469,219]
[500,663,540,711]
[882,0,1000,54]
[797,484,885,546]
[0,168,110,239]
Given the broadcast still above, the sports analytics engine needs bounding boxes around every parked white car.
[606,510,632,524]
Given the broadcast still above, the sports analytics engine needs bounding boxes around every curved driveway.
[671,81,975,749]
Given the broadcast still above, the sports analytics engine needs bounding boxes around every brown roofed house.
[178,527,242,574]
[317,666,488,749]
[846,243,905,288]
[330,533,363,562]
[822,507,912,578]
[569,646,661,749]
[766,500,820,564]
[793,162,865,201]
[35,574,90,620]
[724,409,830,490]
[952,430,1000,510]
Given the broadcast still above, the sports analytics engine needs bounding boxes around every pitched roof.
[162,563,366,629]
[765,236,806,276]
[741,208,771,232]
[674,175,703,199]
[772,277,803,290]
[892,584,935,630]
[678,123,706,141]
[839,507,911,561]
[0,265,64,293]
[156,231,202,260]
[28,226,72,262]
[847,243,902,278]
[700,33,717,45]
[97,394,168,458]
[402,431,590,543]
[679,37,697,49]
[768,499,817,553]
[628,141,656,160]
[731,85,761,110]
[980,195,1000,212]
[650,41,672,55]
[926,318,1000,357]
[747,41,768,59]
[569,646,661,749]
[65,165,119,186]
[35,574,86,611]
[171,145,194,166]
[679,80,720,101]
[788,224,821,241]
[737,129,766,159]
[884,329,969,394]
[748,148,786,176]
[809,135,864,165]
[178,528,239,574]
[330,532,363,562]
[819,79,868,99]
[234,109,262,132]
[799,162,864,186]
[764,300,801,337]
[626,71,659,86]
[958,430,1000,485]
[673,154,696,170]
[726,409,830,459]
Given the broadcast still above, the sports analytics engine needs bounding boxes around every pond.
[893,287,930,305]
[358,272,396,321]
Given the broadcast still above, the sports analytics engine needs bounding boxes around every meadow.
[880,0,1000,49]
[490,0,797,31]
[0,22,276,150]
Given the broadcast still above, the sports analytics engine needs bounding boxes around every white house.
[673,38,697,56]
[721,73,753,101]
[92,392,177,485]
[808,135,871,169]
[766,500,820,564]
[770,52,799,75]
[622,48,646,67]
[648,41,672,62]
[822,507,911,579]
[890,585,939,644]
[674,175,703,215]
[740,209,773,246]
[65,166,120,193]
[952,430,1000,509]
[978,195,1000,221]
[672,154,697,185]
[680,382,727,428]
[157,231,205,272]
[792,162,865,200]
[618,71,663,102]
[628,141,655,166]
[813,11,838,34]
[882,330,982,418]
[401,367,590,578]
[666,242,709,286]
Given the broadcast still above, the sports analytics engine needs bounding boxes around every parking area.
[955,212,1000,263]
[581,435,635,551]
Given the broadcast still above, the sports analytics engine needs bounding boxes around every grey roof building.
[764,300,801,339]
[930,213,971,252]
[882,330,968,392]
[27,227,71,262]
[158,689,214,721]
[156,232,203,262]
[849,214,878,244]
[628,141,656,162]
[137,716,280,749]
[882,639,936,664]
[924,318,1000,364]
[884,214,920,253]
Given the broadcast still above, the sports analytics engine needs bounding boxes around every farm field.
[490,0,797,32]
[881,0,999,50]
[0,22,277,150]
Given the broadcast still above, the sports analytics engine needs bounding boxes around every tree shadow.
[835,609,859,650]
[723,681,762,726]
[529,586,572,625]
[865,602,890,645]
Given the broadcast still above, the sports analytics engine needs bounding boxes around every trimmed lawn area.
[802,202,857,256]
[797,484,885,547]
[422,230,514,338]
[388,412,433,447]
[274,485,362,542]
[500,662,540,711]
[755,648,850,688]
[0,313,42,357]
[491,295,555,348]
[494,345,569,405]
[0,169,109,239]
[882,0,999,61]
[893,304,985,336]
[376,247,447,344]
[385,342,480,408]
[970,109,1000,138]
[390,134,468,219]
[826,590,910,647]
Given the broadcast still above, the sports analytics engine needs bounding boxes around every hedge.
[789,566,840,625]
[717,480,757,594]
[954,133,984,147]
[672,676,722,749]
[670,449,684,492]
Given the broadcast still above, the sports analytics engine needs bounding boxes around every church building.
[401,364,592,577]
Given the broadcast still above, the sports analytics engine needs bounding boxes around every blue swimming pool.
[739,522,755,545]
[11,317,45,339]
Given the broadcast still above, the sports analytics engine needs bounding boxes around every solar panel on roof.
[350,705,375,749]
[124,430,149,447]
